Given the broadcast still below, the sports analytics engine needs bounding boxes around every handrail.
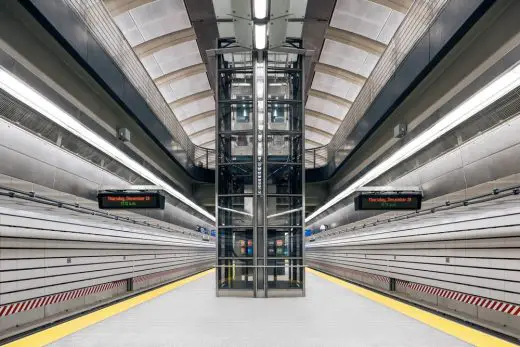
[305,145,328,169]
[194,145,216,169]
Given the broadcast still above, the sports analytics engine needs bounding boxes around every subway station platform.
[7,269,514,347]
[3,1,520,346]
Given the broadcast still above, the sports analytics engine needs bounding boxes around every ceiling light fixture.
[0,69,216,222]
[306,63,520,223]
[254,24,266,50]
[253,0,267,20]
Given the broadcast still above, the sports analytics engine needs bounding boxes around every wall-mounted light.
[254,24,266,50]
[306,63,520,223]
[253,0,267,19]
[0,68,216,222]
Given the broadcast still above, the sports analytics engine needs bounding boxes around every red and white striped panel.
[395,279,409,290]
[407,281,520,316]
[0,280,126,318]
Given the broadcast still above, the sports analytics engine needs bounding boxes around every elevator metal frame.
[215,38,305,297]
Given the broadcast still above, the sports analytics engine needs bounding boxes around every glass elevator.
[215,40,305,297]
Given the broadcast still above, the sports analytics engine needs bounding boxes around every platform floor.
[47,271,469,347]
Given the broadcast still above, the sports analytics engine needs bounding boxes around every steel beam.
[169,90,213,109]
[308,89,352,107]
[315,62,367,86]
[183,0,219,91]
[103,0,154,16]
[206,46,251,57]
[154,63,206,86]
[301,0,336,94]
[325,27,386,56]
[133,28,196,58]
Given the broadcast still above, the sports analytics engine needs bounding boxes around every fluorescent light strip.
[253,0,267,19]
[0,69,215,222]
[254,24,266,50]
[306,64,520,223]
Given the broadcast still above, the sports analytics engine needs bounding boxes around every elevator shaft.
[216,42,305,297]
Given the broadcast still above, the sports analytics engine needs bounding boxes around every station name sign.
[97,191,165,209]
[354,192,422,211]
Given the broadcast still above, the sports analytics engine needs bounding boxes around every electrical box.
[393,123,407,138]
[118,128,131,142]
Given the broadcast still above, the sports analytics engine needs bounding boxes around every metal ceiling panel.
[140,56,163,79]
[268,17,288,49]
[172,96,215,122]
[286,22,303,38]
[270,0,290,19]
[331,0,393,42]
[113,12,145,46]
[150,40,202,75]
[212,0,232,19]
[230,0,251,19]
[234,18,254,48]
[128,0,191,42]
[289,0,308,18]
[320,39,378,78]
[217,22,235,37]
[183,115,216,135]
[377,10,406,44]
[191,129,215,144]
[306,95,349,120]
[306,130,330,145]
[161,73,211,103]
[306,114,340,134]
[311,72,361,102]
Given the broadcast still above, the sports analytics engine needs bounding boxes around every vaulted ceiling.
[103,0,412,154]
[105,0,216,148]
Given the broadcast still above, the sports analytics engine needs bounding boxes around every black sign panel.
[354,193,421,211]
[97,192,165,209]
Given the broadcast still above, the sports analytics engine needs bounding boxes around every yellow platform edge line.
[3,269,215,347]
[307,268,518,347]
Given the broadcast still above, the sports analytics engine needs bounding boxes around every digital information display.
[354,193,422,211]
[97,192,165,210]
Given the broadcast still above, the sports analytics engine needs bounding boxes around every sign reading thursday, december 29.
[354,193,422,211]
[97,192,165,209]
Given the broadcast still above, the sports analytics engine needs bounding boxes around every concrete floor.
[49,271,469,347]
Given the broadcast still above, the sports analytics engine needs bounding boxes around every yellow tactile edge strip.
[307,268,518,347]
[3,269,214,347]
